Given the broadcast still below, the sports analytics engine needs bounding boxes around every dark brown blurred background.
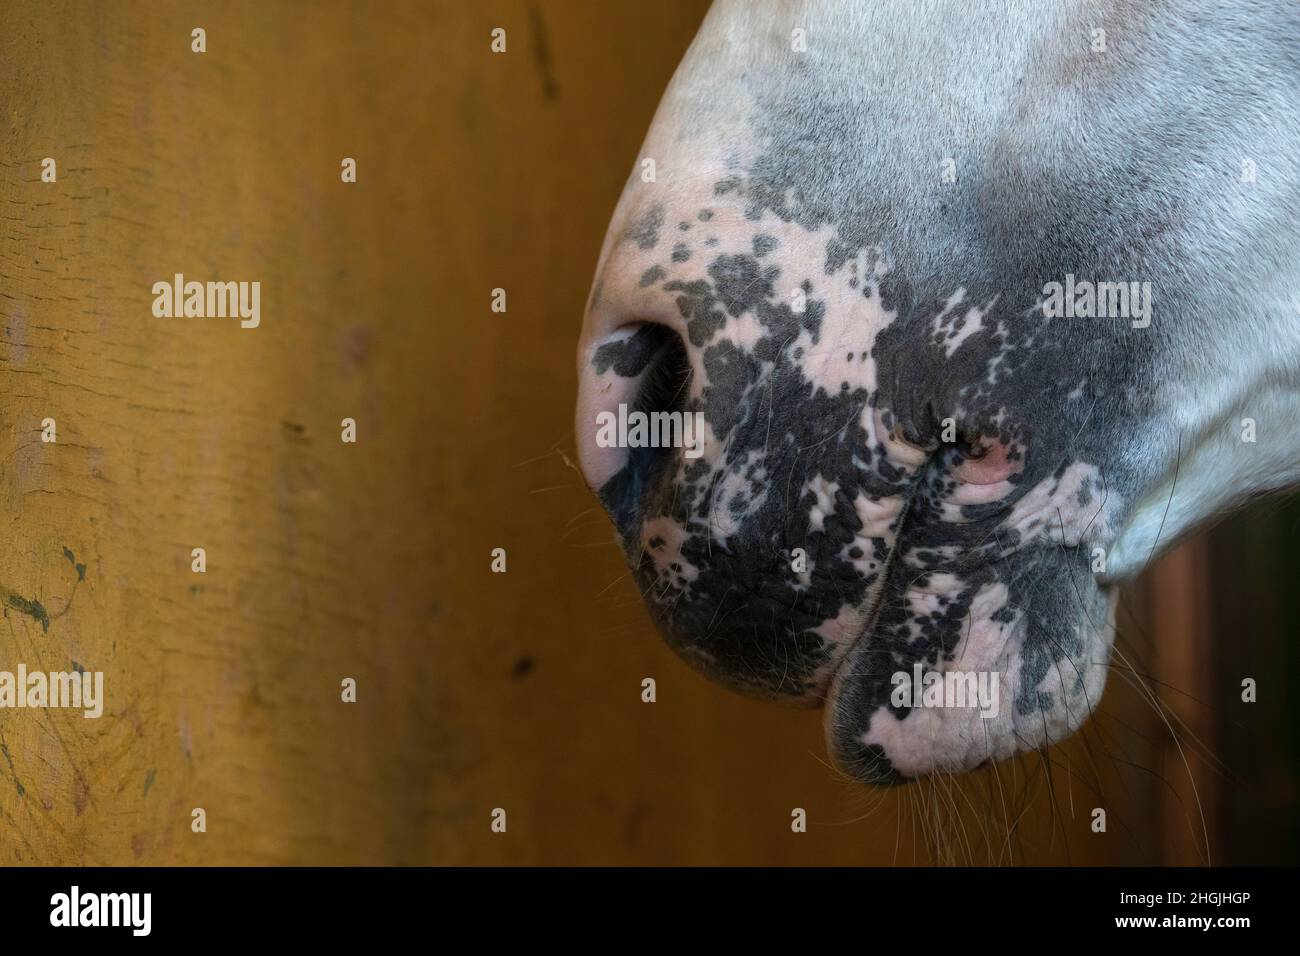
[0,0,1294,865]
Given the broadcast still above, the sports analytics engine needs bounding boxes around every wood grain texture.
[1,0,1165,865]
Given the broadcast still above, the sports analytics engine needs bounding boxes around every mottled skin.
[576,0,1300,783]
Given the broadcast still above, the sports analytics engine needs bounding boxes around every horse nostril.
[632,326,691,421]
[575,322,692,526]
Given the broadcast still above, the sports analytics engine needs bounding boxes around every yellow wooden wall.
[0,0,1172,865]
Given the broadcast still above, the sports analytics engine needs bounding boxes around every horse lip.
[823,477,925,703]
[824,568,890,704]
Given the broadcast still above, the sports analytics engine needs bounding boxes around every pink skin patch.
[942,437,1025,508]
[953,438,1020,485]
[878,413,1023,506]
